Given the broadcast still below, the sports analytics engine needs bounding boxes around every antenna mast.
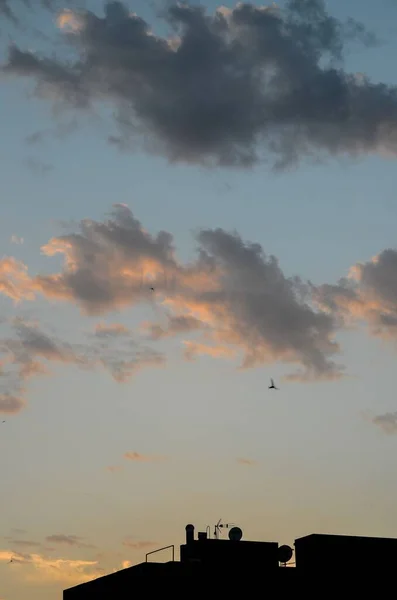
[213,519,232,539]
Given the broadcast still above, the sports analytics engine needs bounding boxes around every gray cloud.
[45,534,95,548]
[372,412,397,435]
[0,315,165,413]
[9,539,42,548]
[24,157,54,176]
[2,1,389,169]
[145,315,205,340]
[315,249,397,340]
[0,0,75,24]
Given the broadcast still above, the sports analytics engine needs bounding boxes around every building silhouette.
[63,523,397,597]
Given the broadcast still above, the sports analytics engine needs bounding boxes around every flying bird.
[269,378,279,390]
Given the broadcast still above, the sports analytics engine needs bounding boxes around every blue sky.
[2,1,397,598]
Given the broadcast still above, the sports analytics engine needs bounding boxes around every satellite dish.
[228,527,243,541]
[278,545,293,564]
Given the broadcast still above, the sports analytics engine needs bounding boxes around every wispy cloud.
[24,158,54,176]
[106,465,123,474]
[45,535,95,549]
[94,323,130,338]
[10,235,23,245]
[124,452,166,463]
[0,548,103,586]
[372,412,397,435]
[0,315,165,414]
[122,537,157,550]
[236,458,257,466]
[8,540,42,548]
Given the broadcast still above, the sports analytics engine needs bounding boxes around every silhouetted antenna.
[213,519,235,539]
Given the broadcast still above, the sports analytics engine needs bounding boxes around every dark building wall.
[180,538,279,572]
[295,534,397,571]
[63,562,190,598]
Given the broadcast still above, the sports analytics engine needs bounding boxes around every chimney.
[185,524,195,544]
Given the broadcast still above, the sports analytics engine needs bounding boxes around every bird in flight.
[269,378,279,390]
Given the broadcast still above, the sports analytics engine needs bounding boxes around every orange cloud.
[123,452,166,462]
[0,258,34,303]
[0,548,103,586]
[316,249,397,342]
[0,205,342,381]
[106,465,123,473]
[57,9,84,33]
[237,458,257,466]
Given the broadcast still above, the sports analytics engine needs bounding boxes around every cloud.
[10,235,23,245]
[2,1,388,169]
[45,535,95,549]
[0,257,35,303]
[10,528,27,534]
[123,452,166,462]
[315,249,397,341]
[0,0,18,22]
[0,205,343,382]
[106,465,123,473]
[237,458,257,465]
[94,322,130,338]
[122,537,157,550]
[8,540,42,548]
[0,547,104,586]
[0,315,165,413]
[144,315,206,340]
[24,158,54,176]
[0,0,76,25]
[372,412,397,435]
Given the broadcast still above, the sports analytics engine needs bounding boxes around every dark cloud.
[2,1,387,168]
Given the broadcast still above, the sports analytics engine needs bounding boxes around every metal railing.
[145,545,175,563]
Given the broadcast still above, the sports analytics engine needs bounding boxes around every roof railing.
[145,545,175,563]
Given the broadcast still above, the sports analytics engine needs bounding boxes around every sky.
[2,0,397,597]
